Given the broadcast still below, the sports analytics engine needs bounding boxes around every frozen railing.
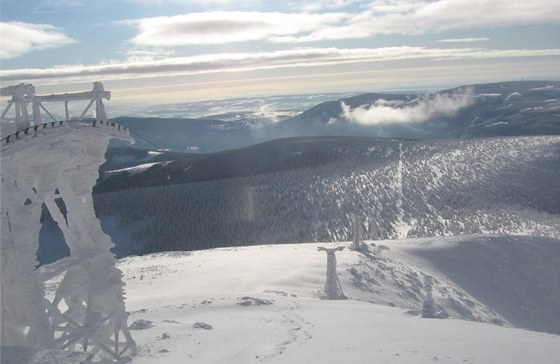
[0,82,111,139]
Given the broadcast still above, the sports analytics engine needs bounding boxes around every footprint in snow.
[237,297,274,306]
[193,322,213,330]
[129,319,154,330]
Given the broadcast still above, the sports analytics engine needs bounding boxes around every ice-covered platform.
[1,119,136,361]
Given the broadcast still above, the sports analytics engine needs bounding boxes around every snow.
[400,235,560,334]
[506,92,522,101]
[106,161,168,175]
[0,347,92,364]
[393,142,413,239]
[38,235,560,363]
[1,122,136,361]
[529,85,556,91]
[485,121,509,127]
[476,93,502,97]
[2,123,559,363]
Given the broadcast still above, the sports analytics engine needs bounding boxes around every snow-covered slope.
[92,135,560,256]
[43,234,559,363]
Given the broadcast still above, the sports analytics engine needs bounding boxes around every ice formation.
[1,84,136,361]
[1,82,110,136]
[351,213,368,252]
[317,246,347,300]
[421,275,435,318]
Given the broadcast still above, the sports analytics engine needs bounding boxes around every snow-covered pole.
[352,213,364,251]
[318,246,347,300]
[422,275,435,318]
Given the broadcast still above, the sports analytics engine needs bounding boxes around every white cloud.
[120,11,348,46]
[130,0,236,3]
[436,38,490,43]
[117,1,560,45]
[358,0,560,36]
[37,0,88,7]
[123,48,176,62]
[0,21,76,59]
[189,0,236,3]
[299,0,365,11]
[2,46,559,84]
[341,87,475,125]
[286,0,560,42]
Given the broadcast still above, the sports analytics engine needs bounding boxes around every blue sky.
[1,0,559,104]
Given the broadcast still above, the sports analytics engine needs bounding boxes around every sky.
[1,0,559,106]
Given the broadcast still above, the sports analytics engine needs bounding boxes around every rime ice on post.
[1,83,136,361]
[1,82,110,130]
[0,83,35,131]
[422,275,436,318]
[317,246,347,300]
[352,213,366,252]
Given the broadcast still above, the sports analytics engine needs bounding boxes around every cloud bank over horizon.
[3,47,559,85]
[341,88,474,125]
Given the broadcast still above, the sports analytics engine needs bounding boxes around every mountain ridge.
[275,80,560,139]
[108,80,560,155]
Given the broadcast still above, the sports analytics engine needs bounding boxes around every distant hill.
[108,81,560,157]
[111,116,259,153]
[99,81,560,184]
[95,137,395,193]
[273,80,560,139]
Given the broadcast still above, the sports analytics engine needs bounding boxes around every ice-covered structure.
[0,82,110,138]
[1,83,136,361]
[351,213,368,253]
[317,246,347,300]
[421,275,436,318]
[421,274,448,319]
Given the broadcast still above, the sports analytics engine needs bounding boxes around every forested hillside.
[93,135,560,256]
